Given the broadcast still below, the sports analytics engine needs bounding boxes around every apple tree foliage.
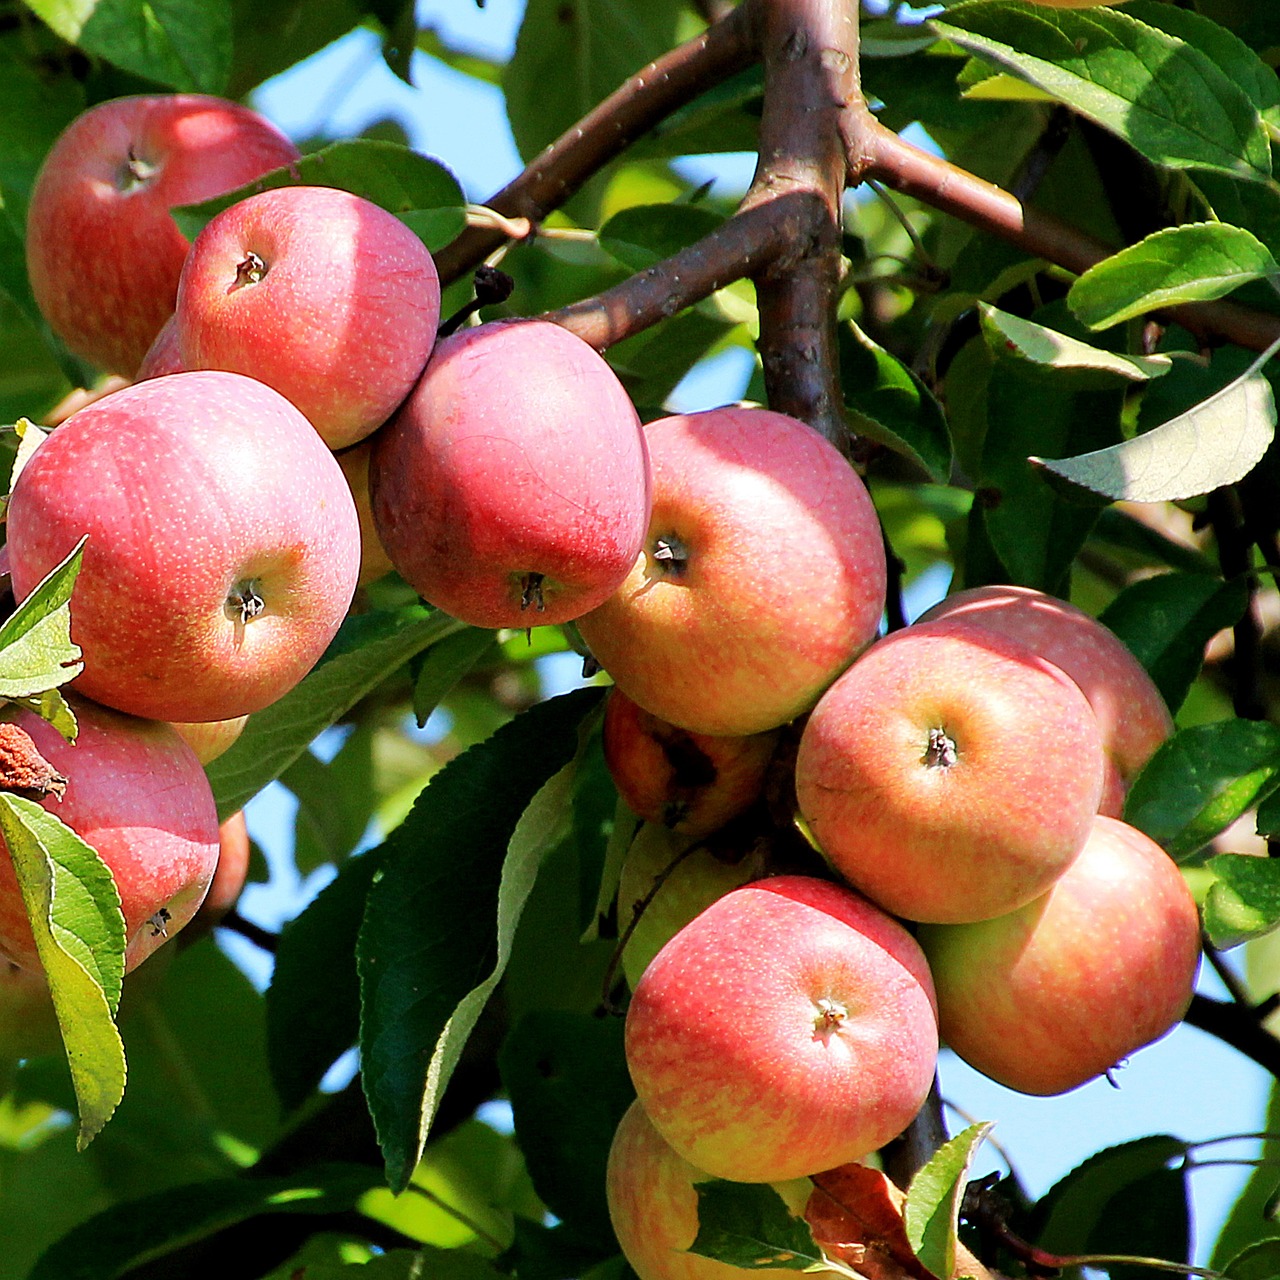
[5,0,1280,1276]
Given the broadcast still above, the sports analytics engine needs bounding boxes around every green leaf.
[687,1181,820,1271]
[10,688,78,741]
[1202,854,1280,948]
[1098,572,1249,713]
[498,1011,633,1238]
[0,794,126,1149]
[1068,224,1280,331]
[285,723,375,877]
[0,535,84,700]
[412,626,499,729]
[26,1163,384,1280]
[1223,1239,1280,1279]
[980,303,1172,381]
[22,0,233,94]
[932,3,1271,183]
[398,206,468,254]
[904,1121,992,1280]
[599,204,726,273]
[607,307,738,410]
[840,320,952,481]
[171,139,464,241]
[358,687,603,1191]
[206,606,465,821]
[266,848,385,1111]
[1124,720,1280,860]
[1031,344,1277,502]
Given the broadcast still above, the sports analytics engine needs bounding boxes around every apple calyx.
[147,906,173,938]
[651,534,688,577]
[520,572,546,612]
[119,149,159,191]
[924,727,957,769]
[232,251,268,290]
[225,580,266,624]
[814,996,848,1035]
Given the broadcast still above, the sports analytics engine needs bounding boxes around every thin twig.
[1185,993,1280,1079]
[217,908,279,955]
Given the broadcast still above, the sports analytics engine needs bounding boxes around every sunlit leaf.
[980,304,1172,380]
[905,1121,992,1280]
[1203,855,1280,949]
[688,1181,819,1271]
[0,535,84,701]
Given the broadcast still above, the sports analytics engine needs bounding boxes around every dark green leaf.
[688,1181,819,1271]
[1098,572,1248,713]
[412,626,499,729]
[626,66,763,162]
[171,139,464,241]
[904,1121,992,1280]
[1068,224,1280,330]
[226,0,361,98]
[0,793,125,1148]
[206,606,465,820]
[607,308,738,409]
[27,1164,384,1280]
[267,848,384,1111]
[1203,854,1280,948]
[840,320,952,481]
[599,204,726,273]
[1124,720,1280,860]
[358,687,603,1190]
[399,206,469,253]
[286,724,374,877]
[980,304,1172,381]
[498,1011,633,1238]
[1223,1239,1280,1279]
[932,3,1271,183]
[24,0,233,94]
[0,534,84,699]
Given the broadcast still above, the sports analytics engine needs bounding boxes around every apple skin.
[918,585,1171,816]
[0,695,219,973]
[625,874,938,1183]
[190,810,252,933]
[170,716,249,765]
[335,437,397,586]
[370,319,652,628]
[136,313,184,380]
[604,689,778,839]
[576,407,886,737]
[26,95,299,377]
[795,619,1106,924]
[176,185,441,449]
[606,1100,813,1280]
[918,815,1201,1095]
[7,371,361,723]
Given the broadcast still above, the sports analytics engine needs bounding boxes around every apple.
[335,438,397,586]
[919,814,1201,1094]
[576,407,886,737]
[26,95,299,377]
[919,584,1171,816]
[0,694,220,973]
[7,370,361,723]
[369,319,652,628]
[604,689,778,838]
[136,313,184,380]
[794,618,1106,924]
[170,716,249,765]
[176,185,441,449]
[625,874,938,1183]
[190,810,252,933]
[606,1099,813,1280]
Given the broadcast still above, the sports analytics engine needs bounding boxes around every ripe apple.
[576,407,886,737]
[170,716,249,765]
[7,371,361,723]
[795,619,1106,924]
[918,815,1201,1094]
[625,874,938,1183]
[176,185,441,449]
[0,695,219,973]
[190,810,252,933]
[26,95,299,376]
[335,438,397,586]
[919,584,1171,816]
[369,319,651,628]
[136,313,184,380]
[606,1100,813,1280]
[604,689,778,838]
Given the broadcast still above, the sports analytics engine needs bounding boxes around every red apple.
[606,1100,813,1280]
[576,407,886,737]
[26,95,299,376]
[191,810,252,932]
[604,689,778,838]
[176,185,441,449]
[136,313,184,380]
[919,815,1201,1094]
[795,619,1106,924]
[7,371,361,723]
[336,438,397,586]
[0,695,219,973]
[369,319,651,628]
[919,584,1171,816]
[625,874,938,1182]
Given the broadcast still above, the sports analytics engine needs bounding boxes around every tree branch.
[1185,993,1280,1080]
[433,0,763,285]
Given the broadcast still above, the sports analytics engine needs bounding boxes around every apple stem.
[923,727,957,769]
[437,265,515,338]
[520,573,546,613]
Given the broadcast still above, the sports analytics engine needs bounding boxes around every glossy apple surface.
[26,95,298,376]
[336,437,396,586]
[7,371,361,723]
[606,1100,812,1280]
[919,584,1171,815]
[177,185,440,448]
[919,815,1201,1094]
[577,407,885,736]
[625,874,938,1182]
[370,319,651,627]
[795,619,1105,924]
[0,696,219,973]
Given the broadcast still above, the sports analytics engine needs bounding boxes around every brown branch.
[1185,993,1280,1080]
[741,0,859,448]
[432,0,763,285]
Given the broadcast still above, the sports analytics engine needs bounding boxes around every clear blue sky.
[239,2,1276,1264]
